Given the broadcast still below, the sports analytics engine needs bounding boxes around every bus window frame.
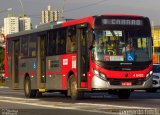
[20,36,29,58]
[56,28,67,55]
[66,26,77,54]
[28,34,37,58]
[46,30,57,56]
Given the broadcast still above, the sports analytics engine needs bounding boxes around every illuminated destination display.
[102,19,143,26]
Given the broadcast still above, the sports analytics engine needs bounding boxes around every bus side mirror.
[89,33,95,51]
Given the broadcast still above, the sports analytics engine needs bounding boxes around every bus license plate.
[121,82,132,86]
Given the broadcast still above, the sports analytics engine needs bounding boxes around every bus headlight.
[146,71,153,79]
[149,71,153,75]
[99,73,106,81]
[93,69,99,75]
[93,68,107,81]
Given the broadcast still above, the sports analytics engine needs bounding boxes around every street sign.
[126,52,135,62]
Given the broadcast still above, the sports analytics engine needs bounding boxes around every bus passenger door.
[77,24,89,88]
[11,40,20,89]
[37,35,46,90]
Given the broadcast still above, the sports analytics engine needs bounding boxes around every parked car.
[146,64,160,92]
[152,64,160,88]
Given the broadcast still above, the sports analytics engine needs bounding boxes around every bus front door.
[11,40,20,89]
[77,24,89,89]
[37,35,46,91]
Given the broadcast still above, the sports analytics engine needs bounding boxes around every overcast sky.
[0,0,159,27]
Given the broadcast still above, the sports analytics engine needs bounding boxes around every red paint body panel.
[61,54,77,90]
[87,52,152,90]
[81,82,87,88]
[62,16,94,27]
[46,72,61,75]
[90,61,152,79]
[4,35,8,77]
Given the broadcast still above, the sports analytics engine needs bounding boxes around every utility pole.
[18,0,26,31]
[59,0,67,20]
[18,0,25,17]
[0,8,12,45]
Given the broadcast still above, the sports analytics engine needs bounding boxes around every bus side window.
[20,36,28,58]
[66,27,76,53]
[57,29,67,54]
[29,35,37,57]
[47,30,57,56]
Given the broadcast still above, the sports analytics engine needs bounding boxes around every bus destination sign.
[102,19,143,26]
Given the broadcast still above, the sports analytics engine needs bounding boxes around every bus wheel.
[118,90,131,99]
[70,75,83,100]
[24,77,36,98]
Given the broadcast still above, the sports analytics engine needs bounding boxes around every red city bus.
[4,14,153,99]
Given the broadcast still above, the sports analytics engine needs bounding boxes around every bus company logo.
[125,73,128,78]
[104,55,110,61]
[63,59,68,65]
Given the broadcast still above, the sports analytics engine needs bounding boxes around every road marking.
[0,96,156,109]
[0,86,9,88]
[76,103,154,109]
[0,96,39,101]
[0,90,24,95]
[0,99,116,115]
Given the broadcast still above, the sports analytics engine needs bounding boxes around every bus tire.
[24,77,37,98]
[118,90,131,99]
[70,75,83,100]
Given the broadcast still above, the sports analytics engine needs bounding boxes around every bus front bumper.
[91,75,153,90]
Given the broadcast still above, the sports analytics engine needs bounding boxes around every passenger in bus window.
[66,36,72,53]
[71,42,76,52]
[67,36,76,53]
[122,44,134,54]
[105,41,116,55]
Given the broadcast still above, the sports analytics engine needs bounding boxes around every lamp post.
[0,8,12,46]
[0,8,12,14]
[18,0,26,31]
[18,0,25,17]
[0,32,5,47]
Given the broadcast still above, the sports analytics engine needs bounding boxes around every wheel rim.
[25,79,30,95]
[71,78,77,97]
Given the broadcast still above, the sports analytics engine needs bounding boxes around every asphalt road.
[0,87,160,115]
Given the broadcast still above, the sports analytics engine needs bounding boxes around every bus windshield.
[92,29,152,62]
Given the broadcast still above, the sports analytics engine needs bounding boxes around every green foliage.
[0,47,4,72]
[0,82,5,86]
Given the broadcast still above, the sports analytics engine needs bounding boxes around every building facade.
[4,16,19,36]
[3,16,31,36]
[152,26,160,63]
[19,16,31,31]
[0,27,4,43]
[41,5,59,24]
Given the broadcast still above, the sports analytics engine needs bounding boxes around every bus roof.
[7,14,147,38]
[101,14,143,18]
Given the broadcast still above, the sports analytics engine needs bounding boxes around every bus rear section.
[4,14,153,100]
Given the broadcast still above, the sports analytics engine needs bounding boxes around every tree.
[0,47,4,73]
